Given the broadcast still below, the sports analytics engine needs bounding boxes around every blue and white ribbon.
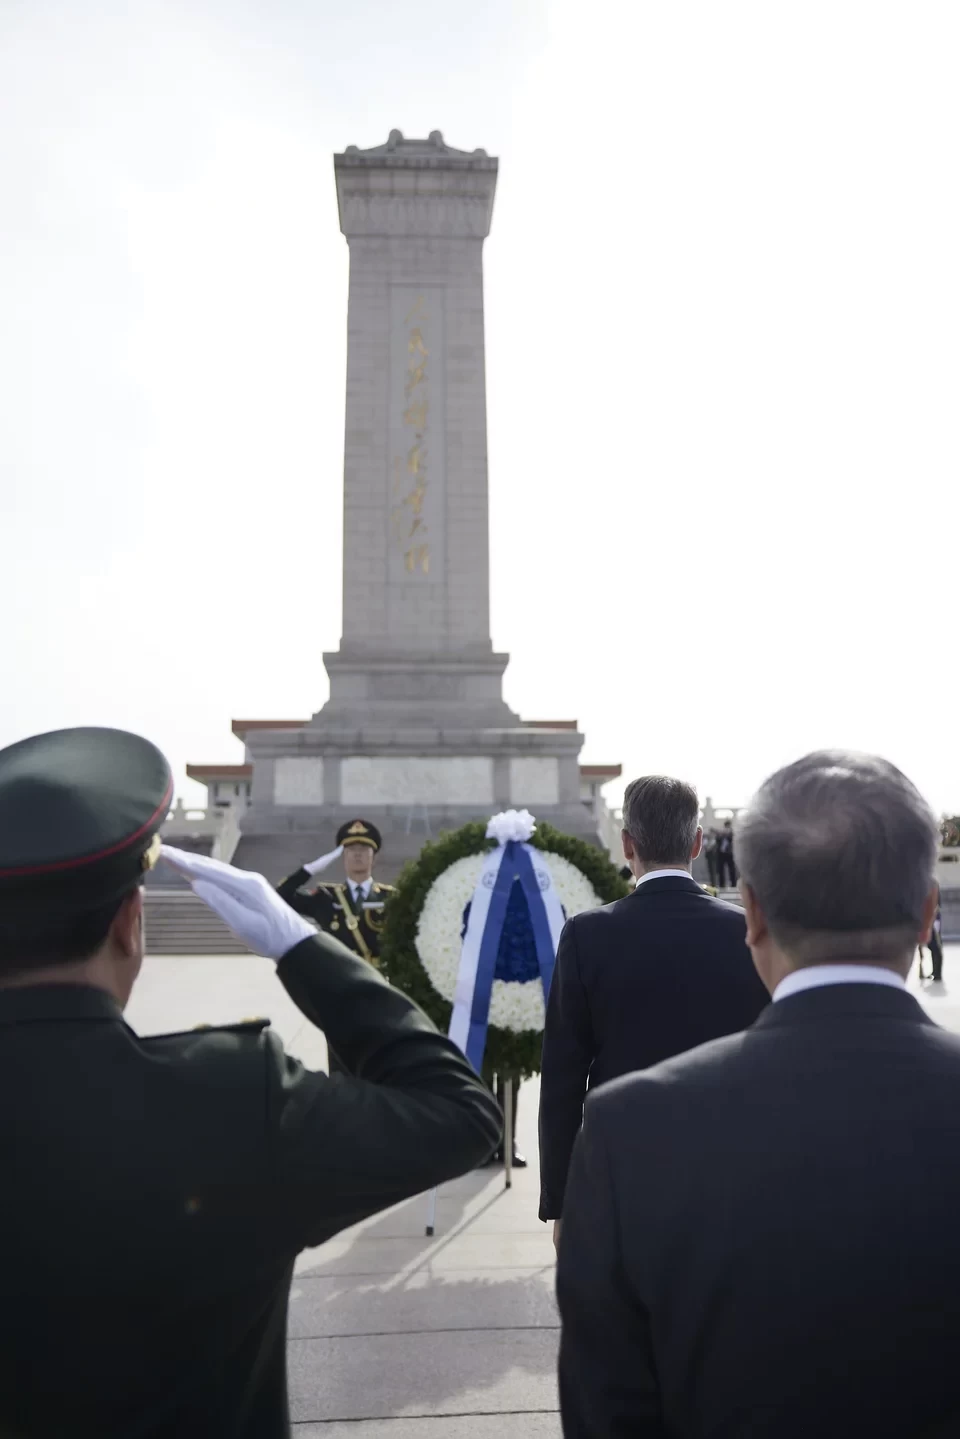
[448,811,566,1071]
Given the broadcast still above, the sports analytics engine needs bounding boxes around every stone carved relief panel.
[274,758,324,806]
[341,756,494,807]
[509,757,560,807]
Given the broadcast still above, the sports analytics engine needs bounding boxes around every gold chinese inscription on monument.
[392,295,430,575]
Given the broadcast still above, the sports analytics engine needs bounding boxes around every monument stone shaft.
[235,132,599,879]
[333,128,500,700]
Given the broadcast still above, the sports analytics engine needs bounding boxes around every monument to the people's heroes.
[213,131,615,881]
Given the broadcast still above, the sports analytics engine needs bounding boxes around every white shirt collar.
[350,879,371,900]
[634,869,693,886]
[773,964,907,1003]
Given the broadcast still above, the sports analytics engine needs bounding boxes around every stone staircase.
[144,890,254,955]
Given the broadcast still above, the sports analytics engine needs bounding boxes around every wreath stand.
[425,1076,513,1237]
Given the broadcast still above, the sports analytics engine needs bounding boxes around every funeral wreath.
[380,819,630,1077]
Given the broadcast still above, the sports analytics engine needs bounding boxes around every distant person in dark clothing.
[704,829,719,888]
[918,885,944,981]
[716,819,737,888]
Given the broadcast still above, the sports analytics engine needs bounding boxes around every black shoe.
[510,1151,528,1169]
[482,1149,528,1168]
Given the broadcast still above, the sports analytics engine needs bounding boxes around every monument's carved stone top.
[336,132,497,252]
[337,130,497,172]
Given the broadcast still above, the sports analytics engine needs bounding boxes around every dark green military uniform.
[276,874,395,965]
[0,729,500,1439]
[277,820,394,967]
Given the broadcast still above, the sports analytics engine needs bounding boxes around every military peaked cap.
[0,727,173,923]
[336,818,382,853]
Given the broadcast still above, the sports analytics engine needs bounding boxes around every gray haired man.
[557,751,952,1439]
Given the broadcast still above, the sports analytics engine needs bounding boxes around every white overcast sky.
[1,0,958,815]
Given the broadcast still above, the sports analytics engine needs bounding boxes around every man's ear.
[110,888,144,960]
[740,883,769,950]
[690,826,704,860]
[621,830,635,862]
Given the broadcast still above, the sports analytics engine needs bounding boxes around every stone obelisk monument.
[234,132,599,880]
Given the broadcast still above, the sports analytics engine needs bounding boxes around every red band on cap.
[0,776,175,879]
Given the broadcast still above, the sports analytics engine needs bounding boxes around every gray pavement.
[127,945,960,1434]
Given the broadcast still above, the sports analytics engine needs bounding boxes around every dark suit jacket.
[0,935,500,1439]
[538,876,768,1219]
[557,983,960,1439]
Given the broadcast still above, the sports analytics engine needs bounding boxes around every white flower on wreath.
[415,850,603,1034]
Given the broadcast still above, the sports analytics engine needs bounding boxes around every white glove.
[160,846,315,961]
[304,844,343,877]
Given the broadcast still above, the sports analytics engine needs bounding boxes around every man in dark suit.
[716,817,737,887]
[704,828,720,888]
[0,728,500,1438]
[557,750,950,1439]
[538,775,768,1237]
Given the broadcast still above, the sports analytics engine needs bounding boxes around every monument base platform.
[232,801,602,887]
[233,719,606,884]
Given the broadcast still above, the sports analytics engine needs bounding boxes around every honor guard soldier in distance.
[277,819,393,967]
[0,728,500,1439]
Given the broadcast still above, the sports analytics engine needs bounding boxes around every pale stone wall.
[510,757,560,808]
[937,853,960,892]
[340,756,494,807]
[273,758,325,806]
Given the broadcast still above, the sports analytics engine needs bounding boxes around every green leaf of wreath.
[379,821,629,1081]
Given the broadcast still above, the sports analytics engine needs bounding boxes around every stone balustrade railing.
[161,800,242,863]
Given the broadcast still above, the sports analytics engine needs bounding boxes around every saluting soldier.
[0,728,499,1438]
[276,819,393,967]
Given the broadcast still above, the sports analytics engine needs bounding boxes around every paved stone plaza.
[126,950,960,1434]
